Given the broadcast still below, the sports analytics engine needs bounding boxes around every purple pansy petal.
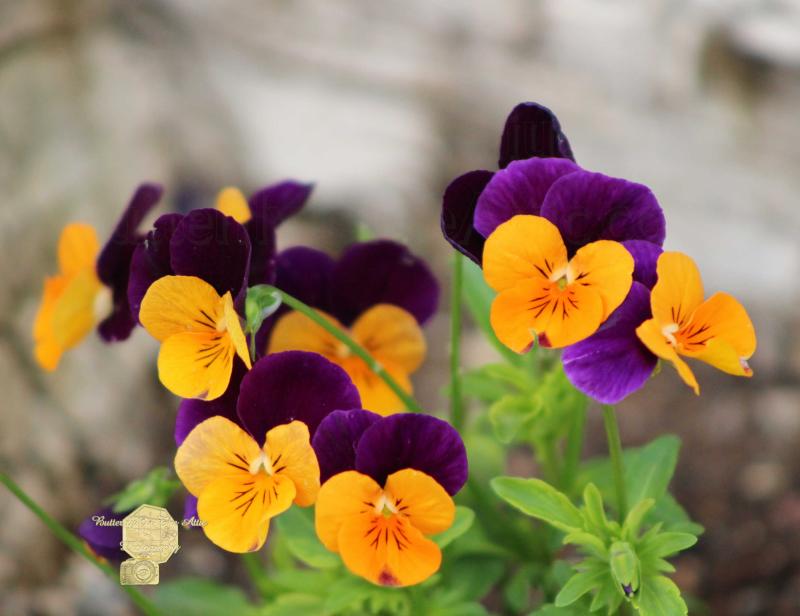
[354,414,468,496]
[312,409,382,484]
[275,247,336,313]
[78,507,127,562]
[498,102,575,168]
[127,213,183,320]
[473,158,580,239]
[622,240,663,289]
[170,209,251,304]
[562,282,657,405]
[245,181,313,286]
[183,495,199,527]
[237,351,361,445]
[331,240,439,326]
[174,359,248,445]
[95,183,163,342]
[541,170,666,255]
[440,170,494,264]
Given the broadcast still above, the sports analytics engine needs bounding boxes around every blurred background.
[1,0,799,614]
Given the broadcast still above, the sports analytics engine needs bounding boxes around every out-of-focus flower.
[265,240,438,414]
[78,507,129,563]
[139,275,252,400]
[483,215,633,351]
[635,252,756,394]
[33,184,162,370]
[174,351,360,553]
[313,411,467,587]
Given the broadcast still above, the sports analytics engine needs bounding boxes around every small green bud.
[609,541,640,598]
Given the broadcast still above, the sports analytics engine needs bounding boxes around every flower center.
[374,491,398,517]
[661,323,679,347]
[249,451,274,475]
[93,286,113,322]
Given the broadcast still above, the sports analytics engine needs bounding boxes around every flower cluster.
[442,102,756,402]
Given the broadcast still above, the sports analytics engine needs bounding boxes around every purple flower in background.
[78,507,128,563]
[562,240,663,404]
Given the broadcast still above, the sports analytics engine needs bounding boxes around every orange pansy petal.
[483,215,568,292]
[346,358,411,416]
[215,187,252,224]
[690,338,753,377]
[58,223,100,277]
[541,283,605,349]
[352,304,426,374]
[650,252,705,328]
[140,275,223,342]
[636,318,699,394]
[681,292,756,359]
[174,416,262,495]
[158,331,234,400]
[568,239,633,319]
[264,421,320,507]
[315,471,382,552]
[51,268,101,349]
[384,469,454,536]
[489,278,554,353]
[268,309,343,357]
[222,291,252,369]
[33,276,68,371]
[337,514,441,587]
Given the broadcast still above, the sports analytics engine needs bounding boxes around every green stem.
[0,472,162,616]
[562,402,587,495]
[268,287,423,413]
[602,405,627,522]
[241,552,274,601]
[249,329,257,364]
[449,254,465,431]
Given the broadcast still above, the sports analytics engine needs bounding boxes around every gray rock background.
[1,1,799,614]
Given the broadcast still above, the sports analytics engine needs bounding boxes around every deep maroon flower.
[78,507,128,562]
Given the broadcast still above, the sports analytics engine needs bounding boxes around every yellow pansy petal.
[568,240,633,319]
[58,223,99,277]
[346,360,411,416]
[680,292,756,359]
[690,338,753,377]
[216,187,252,224]
[483,215,568,292]
[268,310,343,357]
[158,331,234,400]
[489,278,554,353]
[222,291,252,369]
[51,268,101,349]
[315,471,382,552]
[337,513,442,587]
[384,469,454,536]
[352,304,426,374]
[650,252,705,328]
[636,318,699,394]
[264,421,320,507]
[140,275,223,342]
[33,276,68,371]
[175,416,262,496]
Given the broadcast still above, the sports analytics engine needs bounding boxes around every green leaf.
[433,506,475,548]
[491,477,584,533]
[530,604,589,616]
[647,494,704,536]
[581,483,608,533]
[626,436,680,505]
[555,569,607,607]
[262,594,326,616]
[504,566,534,613]
[462,260,521,365]
[441,555,505,602]
[489,394,542,443]
[463,427,506,484]
[639,532,698,560]
[562,531,607,559]
[106,467,181,513]
[634,575,687,616]
[623,498,655,540]
[245,284,282,335]
[154,579,258,616]
[274,507,341,569]
[322,575,374,613]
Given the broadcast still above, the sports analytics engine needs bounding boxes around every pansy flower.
[312,411,467,587]
[484,215,634,351]
[563,246,756,401]
[174,351,361,552]
[139,275,252,400]
[266,240,438,414]
[127,181,311,320]
[78,507,129,563]
[33,184,163,370]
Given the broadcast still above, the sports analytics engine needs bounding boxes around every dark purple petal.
[498,102,575,168]
[248,180,313,228]
[312,409,382,484]
[127,213,183,320]
[331,240,439,326]
[354,414,468,496]
[78,507,127,562]
[441,170,494,264]
[245,216,277,286]
[170,209,251,304]
[562,282,657,404]
[622,240,663,289]
[237,351,361,445]
[96,184,163,342]
[541,170,666,255]
[473,158,580,239]
[275,247,336,313]
[183,494,199,527]
[174,359,248,445]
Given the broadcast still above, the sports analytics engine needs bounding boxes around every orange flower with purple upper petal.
[484,214,634,351]
[635,252,756,394]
